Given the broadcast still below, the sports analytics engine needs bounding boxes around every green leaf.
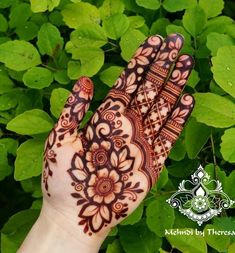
[192,93,235,128]
[183,5,207,37]
[15,21,39,41]
[0,138,18,156]
[99,66,123,87]
[54,70,70,84]
[204,224,230,252]
[207,32,234,56]
[136,0,160,10]
[80,111,93,129]
[146,196,175,237]
[1,209,39,253]
[166,229,207,253]
[163,0,197,12]
[226,24,235,39]
[200,16,234,44]
[70,24,107,48]
[229,243,235,253]
[0,73,14,94]
[99,0,125,20]
[67,60,81,80]
[108,226,118,237]
[23,67,54,89]
[0,0,15,9]
[50,88,70,118]
[62,3,100,29]
[120,203,143,225]
[169,137,186,161]
[30,0,60,12]
[0,146,12,181]
[199,0,224,18]
[103,13,130,40]
[21,176,42,198]
[0,40,41,71]
[119,220,162,253]
[128,16,145,29]
[156,166,168,190]
[213,217,235,239]
[14,139,44,181]
[9,3,31,28]
[0,93,18,111]
[185,117,211,159]
[120,29,146,61]
[7,109,54,135]
[37,22,64,56]
[205,164,226,188]
[167,159,198,178]
[106,239,123,253]
[212,45,235,98]
[0,14,8,32]
[173,211,198,229]
[150,18,170,37]
[67,47,104,77]
[223,170,235,200]
[187,69,200,88]
[220,128,235,163]
[31,198,42,209]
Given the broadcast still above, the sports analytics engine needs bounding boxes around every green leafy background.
[0,0,235,252]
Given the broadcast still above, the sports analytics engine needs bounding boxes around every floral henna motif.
[43,77,93,196]
[110,36,163,96]
[42,34,195,236]
[68,99,145,235]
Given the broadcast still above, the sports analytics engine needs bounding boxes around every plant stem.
[108,41,118,48]
[41,63,58,72]
[210,133,217,167]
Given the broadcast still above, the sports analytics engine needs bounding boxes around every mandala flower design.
[86,141,111,171]
[68,107,143,235]
[192,196,209,212]
[86,168,123,204]
[167,165,234,225]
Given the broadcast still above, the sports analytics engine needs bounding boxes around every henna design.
[42,34,195,235]
[43,77,93,196]
[143,54,194,145]
[105,36,163,108]
[130,34,184,118]
[152,94,194,179]
[68,102,144,235]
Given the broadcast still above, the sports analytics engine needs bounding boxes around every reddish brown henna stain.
[43,77,93,196]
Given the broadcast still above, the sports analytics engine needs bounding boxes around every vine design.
[43,77,93,196]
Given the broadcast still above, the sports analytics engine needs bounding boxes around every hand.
[19,33,194,252]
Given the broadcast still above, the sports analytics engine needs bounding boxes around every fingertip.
[73,76,94,98]
[173,93,195,123]
[177,54,195,67]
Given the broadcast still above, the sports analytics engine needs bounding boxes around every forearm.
[18,201,106,253]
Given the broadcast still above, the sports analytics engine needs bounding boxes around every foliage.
[0,0,235,252]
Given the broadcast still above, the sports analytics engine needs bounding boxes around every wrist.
[18,200,107,253]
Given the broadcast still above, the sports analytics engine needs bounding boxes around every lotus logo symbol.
[167,165,234,225]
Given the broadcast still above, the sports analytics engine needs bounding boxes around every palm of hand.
[42,34,194,236]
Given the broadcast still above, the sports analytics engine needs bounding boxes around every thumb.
[56,76,94,140]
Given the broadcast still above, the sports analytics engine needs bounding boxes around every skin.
[18,33,195,253]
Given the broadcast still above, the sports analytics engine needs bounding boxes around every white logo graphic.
[167,165,234,225]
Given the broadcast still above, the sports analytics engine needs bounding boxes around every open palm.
[42,34,194,237]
